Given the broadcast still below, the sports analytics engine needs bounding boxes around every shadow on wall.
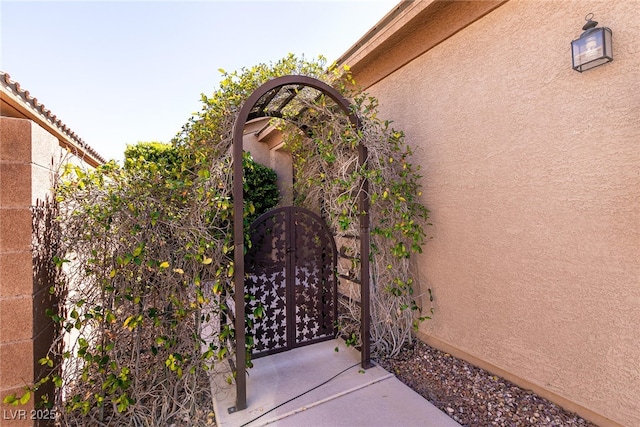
[32,196,66,412]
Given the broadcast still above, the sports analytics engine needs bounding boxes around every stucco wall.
[362,1,639,425]
[243,119,294,205]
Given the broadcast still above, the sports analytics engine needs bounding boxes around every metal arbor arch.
[231,75,371,411]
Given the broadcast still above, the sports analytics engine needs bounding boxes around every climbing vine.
[30,141,278,425]
[279,81,431,357]
[18,54,430,425]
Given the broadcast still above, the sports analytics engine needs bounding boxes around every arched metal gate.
[231,75,371,412]
[245,206,337,358]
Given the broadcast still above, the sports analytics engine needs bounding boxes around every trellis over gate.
[231,75,372,412]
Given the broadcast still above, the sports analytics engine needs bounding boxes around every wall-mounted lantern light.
[571,13,613,72]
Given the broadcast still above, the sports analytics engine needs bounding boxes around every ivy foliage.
[40,139,278,425]
[242,153,279,224]
[34,54,430,426]
[281,87,432,356]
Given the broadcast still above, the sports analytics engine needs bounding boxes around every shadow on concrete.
[211,339,461,427]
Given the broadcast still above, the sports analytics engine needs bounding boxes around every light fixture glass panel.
[572,27,613,72]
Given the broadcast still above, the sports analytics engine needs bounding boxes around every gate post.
[231,103,247,412]
[359,144,373,369]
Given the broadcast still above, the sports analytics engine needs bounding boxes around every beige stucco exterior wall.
[243,119,294,205]
[355,1,639,426]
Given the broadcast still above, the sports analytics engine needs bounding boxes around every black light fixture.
[571,13,613,72]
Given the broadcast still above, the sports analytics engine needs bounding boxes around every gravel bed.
[379,340,598,427]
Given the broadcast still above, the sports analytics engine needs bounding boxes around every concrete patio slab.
[211,339,461,427]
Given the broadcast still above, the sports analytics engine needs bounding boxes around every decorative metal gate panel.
[245,206,337,358]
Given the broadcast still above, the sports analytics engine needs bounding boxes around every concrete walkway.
[211,339,461,427]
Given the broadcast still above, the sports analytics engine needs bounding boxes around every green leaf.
[3,394,17,405]
[19,391,31,405]
[133,244,144,257]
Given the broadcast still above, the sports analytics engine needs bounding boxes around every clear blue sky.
[1,0,396,162]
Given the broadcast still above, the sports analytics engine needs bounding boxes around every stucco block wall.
[1,117,61,426]
[362,1,639,426]
[1,117,36,426]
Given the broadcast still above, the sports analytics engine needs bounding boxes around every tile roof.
[1,71,106,164]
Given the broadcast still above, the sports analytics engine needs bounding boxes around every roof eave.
[0,72,106,167]
[336,0,509,90]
